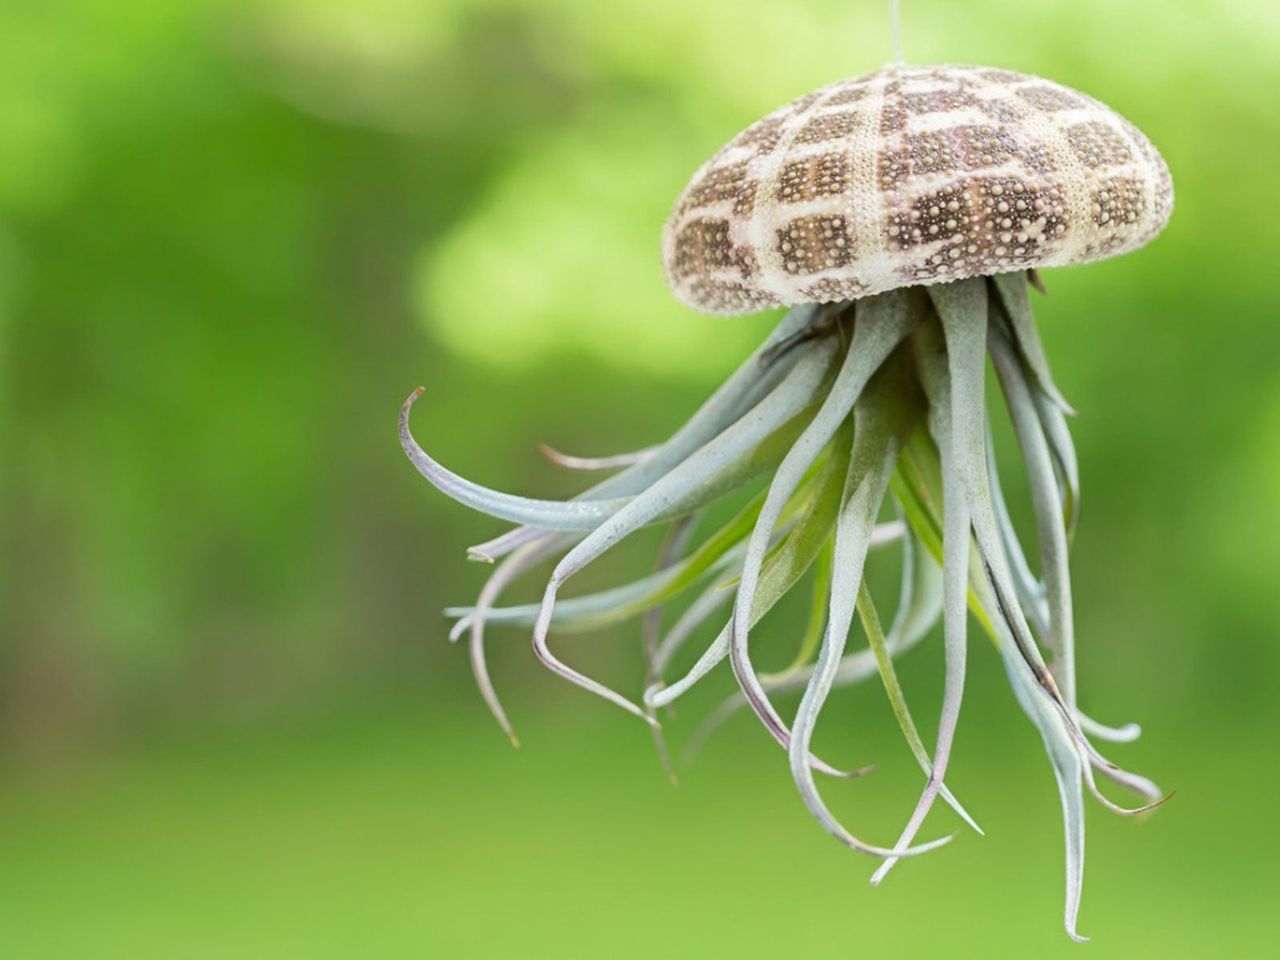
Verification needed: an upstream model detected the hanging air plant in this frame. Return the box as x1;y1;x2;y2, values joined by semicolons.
402;49;1172;941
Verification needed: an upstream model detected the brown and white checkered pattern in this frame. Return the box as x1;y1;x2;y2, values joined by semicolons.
662;64;1173;315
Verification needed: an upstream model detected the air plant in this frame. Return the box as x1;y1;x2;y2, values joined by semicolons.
402;52;1173;940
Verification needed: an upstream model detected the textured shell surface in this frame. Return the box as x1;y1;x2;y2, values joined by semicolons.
663;64;1173;315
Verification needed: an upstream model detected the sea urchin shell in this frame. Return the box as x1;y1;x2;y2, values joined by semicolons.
663;64;1172;314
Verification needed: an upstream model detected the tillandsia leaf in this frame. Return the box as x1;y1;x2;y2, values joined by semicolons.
642;515;701;782
1031;383;1081;540
897;420;1158;807
872;311;973;886
761;535;833;682
895;422;1093;940
891;452;943;566
990;273;1075;415
447;467;834;637
448;534;568;642
537;442;659;472
650;426;877;779
731;290;924;756
989;324;1078;705
898;409;1161;815
463;535;564;746
466;395;828;560
881;517;947;664
999;642;1089;943
400;388;635;530
1089;755;1163;801
657;403;836;515
653;576;736;679
1079;713;1142;744
918;290;1161;931
927;282;1087;743
649;518;902;692
642;513;702;684
1078;749;1170;815
758;303;845;366
647;421;852;713
951;284;1125;775
468;526;546;564
895;400;1090;935
994;584;1163;934
468;359;828;563
894;425;1001;644
787;353;949;858
986;419;1049;637
683;519;941;762
897;424;1141;747
857;581;982;834
529;338;843;723
553;304;824;501
448;515;751;636
470;305;825;561
942;427;1111;783
987;292;1080;537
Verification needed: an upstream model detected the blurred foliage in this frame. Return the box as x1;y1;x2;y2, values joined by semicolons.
0;0;1277;956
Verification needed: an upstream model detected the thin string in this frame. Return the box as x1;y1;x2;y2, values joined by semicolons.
890;0;905;65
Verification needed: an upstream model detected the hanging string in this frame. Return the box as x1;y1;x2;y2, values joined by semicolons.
890;0;905;65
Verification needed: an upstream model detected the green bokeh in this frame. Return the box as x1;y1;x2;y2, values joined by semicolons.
1;1;1277;956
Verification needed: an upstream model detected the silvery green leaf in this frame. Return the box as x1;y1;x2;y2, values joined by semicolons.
400;387;633;530
646;422;850;712
525;339;841;723
986;419;1049;637
785;350;952;859
472;304;825;560
990;325;1078;704
731;290;922;757
537;442;659;472
872;307;972;884
991;272;1074;415
857;581;981;833
680;519;938;762
999;642;1089;943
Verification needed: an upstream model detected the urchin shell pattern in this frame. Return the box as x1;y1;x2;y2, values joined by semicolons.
663;64;1173;315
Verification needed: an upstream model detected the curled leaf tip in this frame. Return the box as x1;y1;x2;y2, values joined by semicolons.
868;832;957;886
537;442;653;472
1096;787;1173;817
399;388;427;454
644;681;674;714
536;442;587;470
839;763;877;780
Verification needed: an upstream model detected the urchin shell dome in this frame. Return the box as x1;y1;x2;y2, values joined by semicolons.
663;64;1173;314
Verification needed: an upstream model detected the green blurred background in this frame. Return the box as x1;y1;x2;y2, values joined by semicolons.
1;0;1277;956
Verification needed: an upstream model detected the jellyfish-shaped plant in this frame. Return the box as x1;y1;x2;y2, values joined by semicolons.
402;62;1174;939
